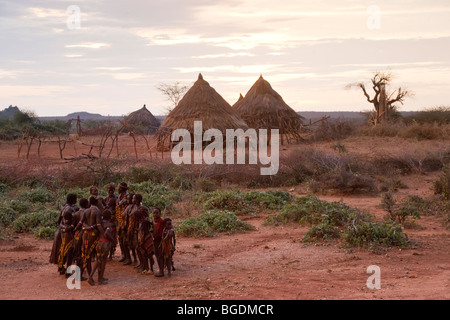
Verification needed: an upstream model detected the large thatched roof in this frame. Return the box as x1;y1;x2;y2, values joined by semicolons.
156;74;248;144
233;75;304;140
125;105;160;133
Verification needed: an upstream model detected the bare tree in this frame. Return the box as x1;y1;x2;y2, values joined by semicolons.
156;81;190;113
346;71;413;124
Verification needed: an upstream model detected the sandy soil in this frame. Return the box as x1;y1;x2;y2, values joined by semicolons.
0;135;449;300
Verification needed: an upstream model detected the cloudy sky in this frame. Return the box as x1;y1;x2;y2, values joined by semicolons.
1;0;449;116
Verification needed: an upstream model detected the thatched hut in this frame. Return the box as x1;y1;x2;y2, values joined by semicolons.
125;105;160;134
156;74;248;149
233;75;304;144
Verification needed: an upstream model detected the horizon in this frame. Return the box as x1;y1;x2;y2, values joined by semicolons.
1;1;449;117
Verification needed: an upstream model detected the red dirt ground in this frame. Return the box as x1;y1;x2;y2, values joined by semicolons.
0;135;449;300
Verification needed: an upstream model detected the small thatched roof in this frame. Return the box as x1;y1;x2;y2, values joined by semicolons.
233;75;304;141
125;105;160;134
156;74;248;144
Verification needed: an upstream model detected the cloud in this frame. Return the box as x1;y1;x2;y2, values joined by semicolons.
65;42;110;49
192;53;255;59
28;7;67;19
173;64;283;74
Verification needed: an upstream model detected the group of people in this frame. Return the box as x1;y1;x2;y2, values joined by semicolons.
49;182;176;285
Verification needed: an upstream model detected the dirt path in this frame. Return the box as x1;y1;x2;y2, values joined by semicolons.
1;209;448;300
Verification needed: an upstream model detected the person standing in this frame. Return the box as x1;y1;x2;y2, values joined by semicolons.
80;196;104;280
49;194;78;266
104;184;117;260
115;182;128;262
72;198;89;270
88;209;116;285
152;207;165;277
161;218;176;277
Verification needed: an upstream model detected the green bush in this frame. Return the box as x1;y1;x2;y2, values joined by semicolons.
34;226;57;240
303;222;341;242
200;189;292;215
9;200;32;214
381;191;421;225
0;183;9;194
126;166;162;184
433;165;450;200
129;182;181;211
19;186;55;203
265;194;409;249
202;190;253;215
0;204;17;227
195;178;218;192
170;174;193;190
177;210;255;237
265;194;357;226
344;221;409;248
13;209;59;233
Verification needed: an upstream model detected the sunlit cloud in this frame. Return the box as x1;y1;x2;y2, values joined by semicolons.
192;53;255;59
65;43;110;49
64;54;83;58
0;85;71;98
28;7;66;18
0;69;21;79
95;67;135;71
173;64;283;74
108;73;147;81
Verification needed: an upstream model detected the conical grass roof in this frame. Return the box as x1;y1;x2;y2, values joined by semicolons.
157;74;248;144
233;75;304;140
126;105;160;134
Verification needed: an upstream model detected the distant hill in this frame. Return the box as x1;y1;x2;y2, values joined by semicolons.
297;111;420;124
31;109;422;124
0;105;20;120
298;111;367;123
39;112;123;122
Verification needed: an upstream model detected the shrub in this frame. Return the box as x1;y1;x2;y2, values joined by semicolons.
177;210;255;237
0;183;8;194
266;194;409;249
403;107;450;125
265;194;358;226
317;169;376;194
0;204;17;227
12;209;59;233
344;221;409;248
433;164;450;200
129;182;181;211
381;191;421;225
9;200;32;214
19;186;55;203
379;179;408;192
170;174;193;190
199;189;292;215
195;178;218;192
242;190;292;210
202;190;253;215
303;222;341;242
125;166;162;184
34;226;57;240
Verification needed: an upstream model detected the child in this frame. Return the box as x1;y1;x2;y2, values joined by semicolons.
161;218;176;277
152;208;165;277
88;209;116;285
137;214;155;275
